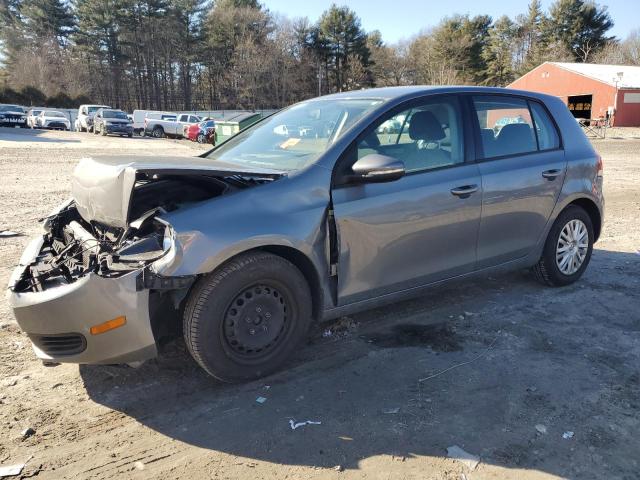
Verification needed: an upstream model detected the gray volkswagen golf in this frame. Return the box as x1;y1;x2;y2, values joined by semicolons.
8;86;603;382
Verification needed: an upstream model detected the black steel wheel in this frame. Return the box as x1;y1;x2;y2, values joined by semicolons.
222;284;290;361
184;252;312;382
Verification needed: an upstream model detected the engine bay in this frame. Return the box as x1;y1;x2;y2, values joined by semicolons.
10;172;276;293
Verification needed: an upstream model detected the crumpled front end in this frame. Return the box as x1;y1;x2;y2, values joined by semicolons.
6;201;180;363
7;155;283;364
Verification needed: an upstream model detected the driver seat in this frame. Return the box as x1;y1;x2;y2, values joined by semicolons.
405;111;450;171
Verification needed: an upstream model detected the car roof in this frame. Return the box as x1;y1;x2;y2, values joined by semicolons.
313;85;558;104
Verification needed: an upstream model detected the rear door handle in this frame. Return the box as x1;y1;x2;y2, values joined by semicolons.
450;184;479;198
542;169;562;180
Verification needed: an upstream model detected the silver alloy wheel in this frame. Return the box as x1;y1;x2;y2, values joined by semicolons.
556;219;589;275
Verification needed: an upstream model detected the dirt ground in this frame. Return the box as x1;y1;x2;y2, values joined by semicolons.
0;127;638;480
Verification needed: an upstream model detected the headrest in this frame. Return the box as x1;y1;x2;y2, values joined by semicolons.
409;111;445;141
496;123;535;148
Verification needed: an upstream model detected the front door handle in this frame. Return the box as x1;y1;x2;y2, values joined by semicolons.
542;169;562;180
450;184;479;198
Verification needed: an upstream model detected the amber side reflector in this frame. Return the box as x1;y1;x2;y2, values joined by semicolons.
90;316;127;335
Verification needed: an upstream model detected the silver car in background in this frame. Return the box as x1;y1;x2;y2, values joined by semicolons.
37;110;71;130
26;108;43;128
8;86;604;382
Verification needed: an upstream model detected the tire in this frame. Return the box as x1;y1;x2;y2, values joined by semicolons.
153;127;164;138
533;205;594;287
128;132;133;138
183;252;313;383
197;133;205;144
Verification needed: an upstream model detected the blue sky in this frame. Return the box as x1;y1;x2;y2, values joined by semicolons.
265;0;636;43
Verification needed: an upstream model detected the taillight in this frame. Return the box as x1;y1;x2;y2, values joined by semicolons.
596;155;603;177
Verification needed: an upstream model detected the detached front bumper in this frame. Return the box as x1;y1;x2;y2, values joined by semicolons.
7;237;157;364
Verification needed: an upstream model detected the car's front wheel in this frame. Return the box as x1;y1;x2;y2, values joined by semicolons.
183;252;312;383
533;205;594;287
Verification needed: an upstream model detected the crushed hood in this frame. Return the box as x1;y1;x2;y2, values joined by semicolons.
71;155;284;228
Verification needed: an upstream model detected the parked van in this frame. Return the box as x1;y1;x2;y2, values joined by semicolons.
75;104;110;132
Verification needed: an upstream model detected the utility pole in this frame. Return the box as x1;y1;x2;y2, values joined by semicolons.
612;71;624;126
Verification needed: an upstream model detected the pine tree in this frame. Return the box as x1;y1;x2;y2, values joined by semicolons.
547;0;614;62
483;16;516;86
20;0;75;46
314;5;370;92
514;0;548;74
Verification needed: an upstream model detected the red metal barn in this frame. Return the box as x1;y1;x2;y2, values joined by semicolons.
508;62;640;127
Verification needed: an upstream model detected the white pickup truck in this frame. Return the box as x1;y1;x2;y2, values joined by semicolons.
144;112;201;138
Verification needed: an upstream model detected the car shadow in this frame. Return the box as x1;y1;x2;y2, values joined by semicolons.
0;127;81;143
79;248;640;477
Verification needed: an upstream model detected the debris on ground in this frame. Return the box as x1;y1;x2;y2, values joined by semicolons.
0;463;25;478
0;230;22;238
383;407;400;414
446;445;480;471
418;336;498;383
563;431;575;439
333;465;344;472
289;419;322;430
134;461;145;470
0;455;33;478
255;396;267;404
535;424;548;434
21;427;36;439
3;378;18;387
321;316;359;339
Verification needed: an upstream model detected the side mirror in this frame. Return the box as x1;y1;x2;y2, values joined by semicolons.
349;154;405;183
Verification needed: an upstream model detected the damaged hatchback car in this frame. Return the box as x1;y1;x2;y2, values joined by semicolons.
8;87;604;382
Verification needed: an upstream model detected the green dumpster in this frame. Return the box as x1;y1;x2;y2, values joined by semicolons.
215;112;262;144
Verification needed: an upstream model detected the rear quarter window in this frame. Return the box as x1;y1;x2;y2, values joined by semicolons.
530;101;560;150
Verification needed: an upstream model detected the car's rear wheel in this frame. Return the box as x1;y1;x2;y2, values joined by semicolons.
533;205;594;287
197;133;205;143
183;252;312;383
153;127;164;138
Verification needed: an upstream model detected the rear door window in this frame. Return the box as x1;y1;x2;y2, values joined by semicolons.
473;96;536;158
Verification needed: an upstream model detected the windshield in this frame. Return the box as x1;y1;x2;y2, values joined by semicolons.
44;111;65;118
0;105;24;113
87;106;105;114
205;99;383;171
31;110;42;116
103;110;128;119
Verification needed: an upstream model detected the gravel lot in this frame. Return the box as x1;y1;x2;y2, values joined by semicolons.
0;127;638;480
